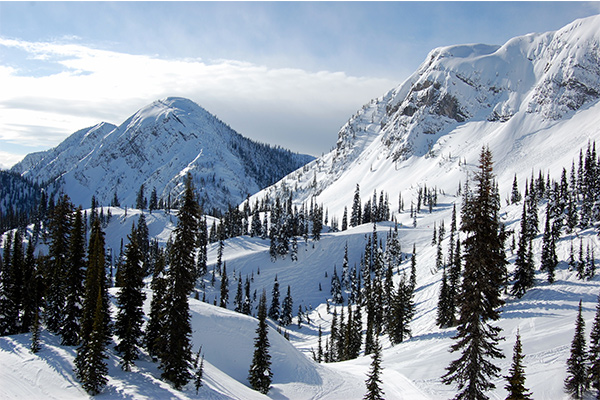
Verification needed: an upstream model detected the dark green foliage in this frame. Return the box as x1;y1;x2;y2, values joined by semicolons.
115;223;147;371
268;276;280;322
160;173;199;389
443;147;506;400
364;336;384;400
437;266;453;328
331;265;343;304
145;249;167;359
511;203;535;299
589;293;600;398
504;331;532;400
61;207;85;346
220;262;229;308
75;219;110;395
540;206;557;284
565;300;588;399
46;195;73;334
281;285;293;326
248;290;272;394
389;274;415;344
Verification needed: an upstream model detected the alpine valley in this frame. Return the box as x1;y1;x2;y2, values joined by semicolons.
2;13;600;400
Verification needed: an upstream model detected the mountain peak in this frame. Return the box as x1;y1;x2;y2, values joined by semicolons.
13;98;314;211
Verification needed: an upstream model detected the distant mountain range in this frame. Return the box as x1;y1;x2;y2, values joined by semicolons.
11;97;314;212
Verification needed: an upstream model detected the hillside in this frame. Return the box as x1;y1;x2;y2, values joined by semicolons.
251;15;600;224
11;97;314;213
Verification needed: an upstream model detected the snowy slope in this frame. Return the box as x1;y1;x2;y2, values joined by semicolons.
252;15;600;224
11;97;314;213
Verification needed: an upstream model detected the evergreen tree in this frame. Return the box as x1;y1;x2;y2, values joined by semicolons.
62;207;85;346
589;293;600;398
234;273;243;313
565;300;588;399
511;174;522;204
389;274;415;344
46;194;73;334
160;173;199;389
281;285;293;326
248;290;272;394
195;353;204;394
504;330;532;400
540;206;558;284
269;275;281;322
115;223;147;371
145;249;167;359
242;276;252;315
364;335;385;400
437;266;453;328
331;265;344;304
75;219;110;395
443;147;506;400
351;184;362;227
220;262;229;308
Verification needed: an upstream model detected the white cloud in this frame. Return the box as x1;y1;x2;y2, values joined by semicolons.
0;38;397;163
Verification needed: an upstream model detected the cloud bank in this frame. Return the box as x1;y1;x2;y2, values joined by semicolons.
0;38;396;168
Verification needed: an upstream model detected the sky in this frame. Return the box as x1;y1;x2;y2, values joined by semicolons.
1;2;599;169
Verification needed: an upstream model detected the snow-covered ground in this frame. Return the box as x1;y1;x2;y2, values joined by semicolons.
3;192;600;399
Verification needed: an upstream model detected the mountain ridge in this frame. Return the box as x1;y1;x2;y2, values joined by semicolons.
251;14;600;221
11;97;315;212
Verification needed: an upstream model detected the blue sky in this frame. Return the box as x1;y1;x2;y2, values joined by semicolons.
1;2;599;168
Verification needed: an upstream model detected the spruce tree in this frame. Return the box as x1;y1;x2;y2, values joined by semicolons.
268;275;281;322
160;173;199;389
437;266;453;328
220;262;229;308
248;290;272;394
75;219;110;395
145;249;167;359
443;147;506;400
565;299;588;399
115;223;147;371
281;285;293;326
389;274;415;344
540;206;557;284
504;330;532;400
589;293;600;398
364;335;385;400
46;194;73;334
331;265;344;304
351;184;362;227
62;207;85;346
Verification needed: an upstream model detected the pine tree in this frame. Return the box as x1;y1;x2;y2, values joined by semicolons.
437;266;453;328
389;274;415;344
443;147;506;400
331;265;344;304
145;249;167;359
220;262;229;308
511;174;522;204
565;300;588;399
268;275;281;322
540;206;558;284
351;184;362;227
75;219;110;395
115;223;147;371
160;173;199;389
195;353;204;394
46;194;73;334
589;293;600;398
248;290;272;394
62;207;85;346
504;330;532;400
234;273;243;313
364;335;385;400
281;285;293;326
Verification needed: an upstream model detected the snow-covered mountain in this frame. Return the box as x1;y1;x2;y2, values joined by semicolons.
11;97;314;212
253;14;600;220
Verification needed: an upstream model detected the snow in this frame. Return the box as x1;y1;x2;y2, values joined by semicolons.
3;13;600;400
